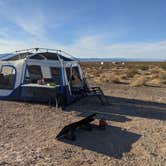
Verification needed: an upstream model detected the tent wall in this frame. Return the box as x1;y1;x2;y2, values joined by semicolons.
0;51;86;104
0;59;25;98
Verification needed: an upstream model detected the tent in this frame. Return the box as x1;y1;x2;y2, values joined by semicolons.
0;48;88;105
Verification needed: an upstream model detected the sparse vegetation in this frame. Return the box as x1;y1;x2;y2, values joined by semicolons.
0;62;166;165
159;71;166;84
81;62;166;87
130;75;147;87
126;68;138;78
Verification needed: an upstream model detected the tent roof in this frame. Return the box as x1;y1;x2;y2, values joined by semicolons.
0;48;77;62
0;53;15;60
5;52;73;61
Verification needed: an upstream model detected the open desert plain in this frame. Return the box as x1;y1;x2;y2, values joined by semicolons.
0;62;166;166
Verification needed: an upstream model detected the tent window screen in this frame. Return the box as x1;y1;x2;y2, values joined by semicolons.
71;67;82;87
65;67;71;81
50;67;60;84
0;66;16;89
28;65;42;83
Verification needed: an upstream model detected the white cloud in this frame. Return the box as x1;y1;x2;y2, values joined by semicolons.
0;37;63;53
0;2;46;36
0;1;80;37
63;36;166;59
0;35;166;60
0;1;75;37
104;41;166;59
15;13;46;36
0;1;165;60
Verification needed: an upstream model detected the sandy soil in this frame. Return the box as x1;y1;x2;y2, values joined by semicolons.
0;82;166;166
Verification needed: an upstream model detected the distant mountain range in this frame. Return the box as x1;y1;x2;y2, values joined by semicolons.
79;58;166;62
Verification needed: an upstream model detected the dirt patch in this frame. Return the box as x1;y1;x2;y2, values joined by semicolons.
0;82;166;165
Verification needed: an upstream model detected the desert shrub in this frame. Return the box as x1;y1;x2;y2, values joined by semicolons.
149;66;160;74
109;74;121;83
130;75;147;87
159;71;166;79
99;73;122;84
102;76;110;83
159;71;166;84
121;74;128;80
147;78;162;85
147;73;158;79
139;66;149;71
126;68;138;78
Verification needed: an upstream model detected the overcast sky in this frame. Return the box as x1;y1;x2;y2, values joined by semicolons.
0;0;166;59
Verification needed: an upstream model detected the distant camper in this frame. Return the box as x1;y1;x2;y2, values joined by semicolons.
112;61;125;65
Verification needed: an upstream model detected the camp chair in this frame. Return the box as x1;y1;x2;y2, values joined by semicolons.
83;78;109;105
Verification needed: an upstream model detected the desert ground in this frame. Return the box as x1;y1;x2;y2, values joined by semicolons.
0;62;166;166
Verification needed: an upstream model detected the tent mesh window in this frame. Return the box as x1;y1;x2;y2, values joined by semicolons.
50;67;60;84
28;65;43;83
29;54;45;60
71;67;82;87
65;66;82;87
65;67;71;82
0;66;16;89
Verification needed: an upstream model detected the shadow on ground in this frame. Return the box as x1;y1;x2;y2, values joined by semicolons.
65;95;166;121
58;96;166;158
58;124;141;158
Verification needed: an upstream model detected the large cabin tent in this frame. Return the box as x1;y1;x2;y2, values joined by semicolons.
0;48;88;105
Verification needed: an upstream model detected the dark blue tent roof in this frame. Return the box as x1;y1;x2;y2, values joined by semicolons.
0;52;74;61
0;53;14;60
0;48;77;61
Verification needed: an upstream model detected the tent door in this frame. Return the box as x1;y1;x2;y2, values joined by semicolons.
66;66;83;95
0;65;16;97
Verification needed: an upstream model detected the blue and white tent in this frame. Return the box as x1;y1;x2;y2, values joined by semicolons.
0;48;87;105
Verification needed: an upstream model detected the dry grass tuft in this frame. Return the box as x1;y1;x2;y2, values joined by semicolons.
109;74;122;83
130;75;147;87
82;62;166;86
101;73;122;84
126;68;138;78
159;71;166;84
147;78;162;85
